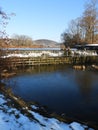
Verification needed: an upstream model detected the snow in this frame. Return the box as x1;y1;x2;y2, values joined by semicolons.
2;51;64;58
31;105;39;110
71;50;97;56
0;93;95;130
2;49;98;58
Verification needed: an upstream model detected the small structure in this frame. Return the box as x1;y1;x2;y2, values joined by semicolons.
75;44;98;54
70;44;98;56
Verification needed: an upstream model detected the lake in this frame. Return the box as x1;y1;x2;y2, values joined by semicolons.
4;65;98;126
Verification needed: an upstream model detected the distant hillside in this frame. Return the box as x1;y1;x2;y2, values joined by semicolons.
0;38;62;48
34;39;60;48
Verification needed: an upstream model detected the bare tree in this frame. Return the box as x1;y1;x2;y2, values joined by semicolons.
0;7;12;78
80;0;98;43
61;0;98;46
12;34;33;47
0;8;10;46
61;18;83;47
61;31;73;47
68;18;83;44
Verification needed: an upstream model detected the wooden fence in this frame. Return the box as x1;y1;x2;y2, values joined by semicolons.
1;56;98;69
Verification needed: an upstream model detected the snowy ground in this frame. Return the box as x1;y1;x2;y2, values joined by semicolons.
0;93;95;130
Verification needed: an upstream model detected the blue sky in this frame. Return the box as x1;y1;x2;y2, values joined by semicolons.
0;0;86;42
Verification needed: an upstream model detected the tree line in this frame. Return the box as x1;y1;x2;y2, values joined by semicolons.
61;0;98;47
10;34;33;47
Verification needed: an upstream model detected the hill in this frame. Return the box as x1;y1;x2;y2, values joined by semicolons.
34;39;60;48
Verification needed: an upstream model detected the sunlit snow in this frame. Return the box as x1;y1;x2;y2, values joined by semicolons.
0;94;94;130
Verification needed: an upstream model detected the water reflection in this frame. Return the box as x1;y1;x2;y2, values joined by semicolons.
74;71;93;101
4;65;98;125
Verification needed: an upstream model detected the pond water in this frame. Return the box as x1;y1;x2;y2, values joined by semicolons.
4;65;98;126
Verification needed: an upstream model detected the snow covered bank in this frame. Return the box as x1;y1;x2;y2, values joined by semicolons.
0;93;95;130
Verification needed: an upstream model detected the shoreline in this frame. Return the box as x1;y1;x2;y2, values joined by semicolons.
0;82;97;129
